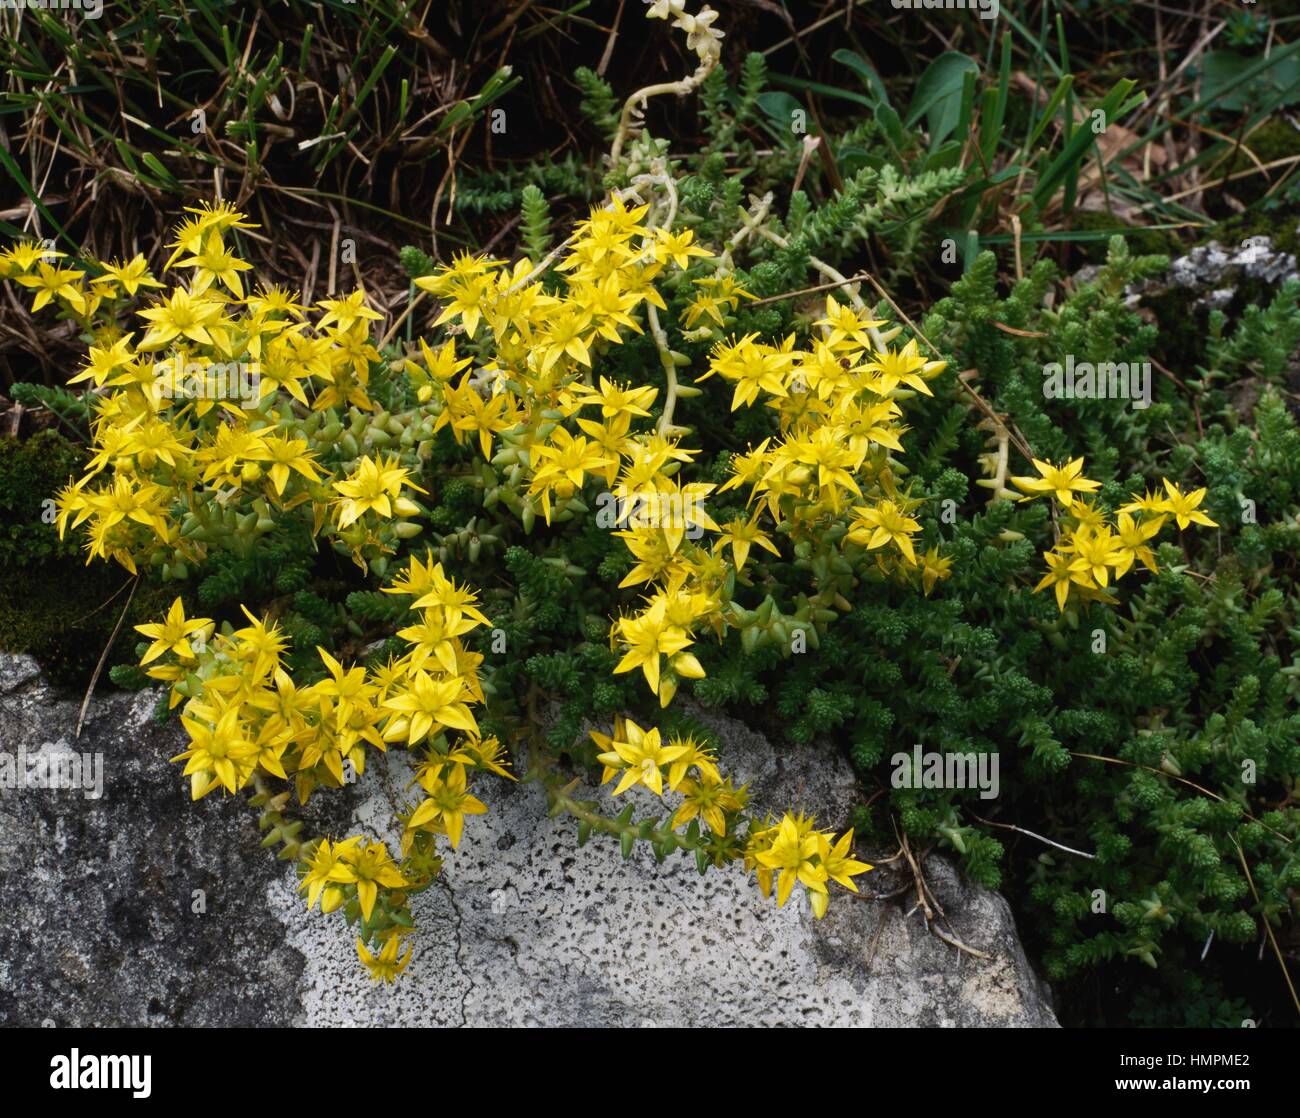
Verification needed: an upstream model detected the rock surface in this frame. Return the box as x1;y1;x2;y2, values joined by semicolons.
1073;228;1300;311
0;652;1057;1027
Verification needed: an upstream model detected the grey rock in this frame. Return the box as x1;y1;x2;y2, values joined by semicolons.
0;653;311;1026
1167;236;1299;291
0;653;1057;1027
1149;233;1297;311
1071;230;1299;312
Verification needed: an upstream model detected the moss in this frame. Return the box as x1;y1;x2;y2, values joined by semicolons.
0;563;178;690
1202;204;1300;262
1069;211;1185;266
0;430;180;689
1205;118;1300;214
0;430;84;568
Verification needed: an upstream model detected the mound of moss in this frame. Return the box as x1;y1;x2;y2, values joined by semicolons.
0;430;175;689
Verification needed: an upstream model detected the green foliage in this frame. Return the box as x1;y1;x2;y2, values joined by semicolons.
0;430;82;568
574;67;620;139
6;0;1300;1025
519;184;552;265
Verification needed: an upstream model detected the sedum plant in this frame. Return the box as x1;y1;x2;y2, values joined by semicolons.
2;188;897;976
2;4;949;979
6;0;1296;1022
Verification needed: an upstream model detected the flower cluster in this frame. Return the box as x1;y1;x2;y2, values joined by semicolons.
6;181;893;971
1012;458;1218;610
590;716;871;913
132;553;503;982
0;0;904;981
0;206;430;582
644;0;723;66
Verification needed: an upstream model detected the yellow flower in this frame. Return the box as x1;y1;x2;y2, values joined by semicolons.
262;433;323;496
314;647;375;730
172;705;258;797
357;935;413;983
233;605;288;680
135;597;213;664
753;813;827;907
815;296;885;350
656;735;717;792
1158;478;1218;529
566;376;658;420
1011;457;1101;507
716;513;781;572
92;255;163;296
334;840;408;922
612;596;695;696
863;339;942;395
848;499;920;564
316;289;384;332
527;428;612;521
197;426;271;487
1113;511;1161;577
382;670;478;745
822;829;873;890
332;453;426;528
406;562;490;631
137;287;227;349
408;763;488;847
15;261;87;313
653;227;711;270
1066;524;1126;588
1118;487;1167;518
430;271;495;339
703;333;794;410
918;545;953;595
537;306;594;372
300;838;361;910
1033;548;1091;610
594;719;689;797
671;775;745;834
68;335;137;388
410;337;472;399
172;229;253;297
2;240;61;272
439;376;519;461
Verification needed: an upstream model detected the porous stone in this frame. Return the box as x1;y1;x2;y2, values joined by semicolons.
0;653;1057;1027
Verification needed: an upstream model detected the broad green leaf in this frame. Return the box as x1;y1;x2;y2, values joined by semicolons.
905;52;980;150
831;48;890;107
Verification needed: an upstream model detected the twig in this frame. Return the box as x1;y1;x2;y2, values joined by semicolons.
1070;751;1292;843
931;923;993;960
76;574;139;741
969;811;1096;860
1231;837;1300;1020
748;272;876;308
